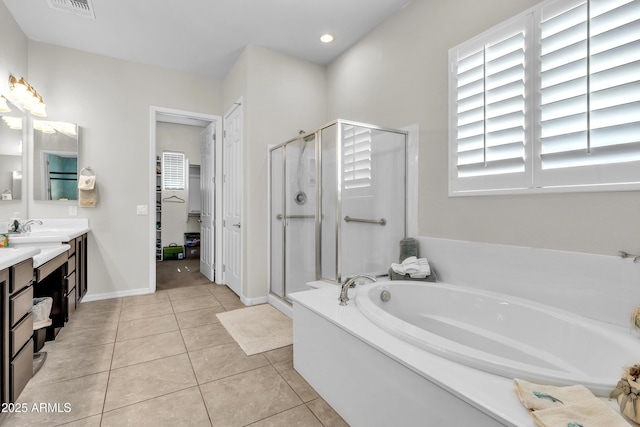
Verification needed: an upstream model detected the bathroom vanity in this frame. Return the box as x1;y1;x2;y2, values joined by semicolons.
0;247;38;413
0;219;90;413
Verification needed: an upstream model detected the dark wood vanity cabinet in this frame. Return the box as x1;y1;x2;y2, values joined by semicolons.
65;233;88;313
1;258;35;409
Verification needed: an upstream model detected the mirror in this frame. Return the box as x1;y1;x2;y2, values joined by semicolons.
0;96;25;201
33;120;78;201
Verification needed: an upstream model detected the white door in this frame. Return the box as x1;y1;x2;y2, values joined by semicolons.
199;123;216;281
223;103;242;297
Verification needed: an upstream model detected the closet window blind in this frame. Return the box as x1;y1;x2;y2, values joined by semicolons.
162;151;185;190
449;0;640;195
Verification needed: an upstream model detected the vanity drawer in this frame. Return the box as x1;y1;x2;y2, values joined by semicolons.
10;339;33;402
10;312;33;358
10;285;33;326
66;287;76;320
66;271;76;294
10;258;34;293
67;253;76;274
36;252;67;282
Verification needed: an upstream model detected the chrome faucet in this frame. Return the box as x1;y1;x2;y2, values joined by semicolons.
339;274;376;306
20;219;43;233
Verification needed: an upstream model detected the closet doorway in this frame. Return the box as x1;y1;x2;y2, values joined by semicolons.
149;107;222;293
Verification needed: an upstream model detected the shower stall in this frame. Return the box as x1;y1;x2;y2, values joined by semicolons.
269;120;406;304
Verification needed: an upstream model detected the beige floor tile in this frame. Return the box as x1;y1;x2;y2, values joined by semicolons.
30;343;114;386
64;309;121;332
200;365;302;427
217;299;246;311
3;372;109;427
189;342;269;384
272;360;319;402
57;414;102;426
44;325;117;352
121;291;169;307
77;298;122;313
111;330;186;369
171;295;223;313
306;398;349;427
263;345;293;364
116;313;178;342
250;404;323;427
208;284;235;296
180;322;235;352
174;306;225;329
119;301;174;322
167;285;215;302
101;387;211;427
104;354;197;412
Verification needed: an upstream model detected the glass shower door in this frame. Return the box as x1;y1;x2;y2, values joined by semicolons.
269;146;285;299
340;123;406;279
284;135;317;298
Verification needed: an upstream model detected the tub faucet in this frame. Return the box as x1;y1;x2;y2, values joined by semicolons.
20;219;43;233
339;274;376;306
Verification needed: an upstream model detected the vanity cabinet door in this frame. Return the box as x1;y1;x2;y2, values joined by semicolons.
10;339;33;402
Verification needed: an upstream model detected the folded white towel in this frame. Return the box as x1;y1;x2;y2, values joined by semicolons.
391;256;431;278
410;258;431;278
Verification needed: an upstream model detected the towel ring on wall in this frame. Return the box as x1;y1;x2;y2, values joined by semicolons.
80;166;96;177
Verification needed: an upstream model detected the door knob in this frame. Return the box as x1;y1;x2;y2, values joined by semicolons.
232;223;241;228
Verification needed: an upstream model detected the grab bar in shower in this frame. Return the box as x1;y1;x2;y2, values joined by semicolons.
344;216;386;226
276;214;315;220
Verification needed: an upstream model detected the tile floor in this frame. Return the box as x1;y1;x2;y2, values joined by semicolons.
2;284;348;427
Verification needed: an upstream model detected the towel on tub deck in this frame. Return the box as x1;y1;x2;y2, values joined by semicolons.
514;379;630;427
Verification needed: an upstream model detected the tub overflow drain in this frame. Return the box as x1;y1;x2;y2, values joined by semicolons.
380;290;391;302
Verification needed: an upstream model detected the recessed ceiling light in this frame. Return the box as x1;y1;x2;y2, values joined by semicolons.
320;34;335;43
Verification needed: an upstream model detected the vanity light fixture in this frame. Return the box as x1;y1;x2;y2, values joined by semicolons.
0;96;11;113
8;75;47;117
320;34;335;43
1;116;22;130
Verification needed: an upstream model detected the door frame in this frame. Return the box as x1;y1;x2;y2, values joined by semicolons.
149;106;222;293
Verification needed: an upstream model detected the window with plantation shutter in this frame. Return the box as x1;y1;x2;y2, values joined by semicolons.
162;151;185;190
342;124;372;190
450;16;532;194
449;0;640;196
537;0;640;188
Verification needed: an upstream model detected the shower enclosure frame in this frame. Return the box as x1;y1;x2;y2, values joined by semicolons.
269;119;408;304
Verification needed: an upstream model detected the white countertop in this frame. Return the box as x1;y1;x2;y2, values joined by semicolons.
8;219;89;247
0;247;40;270
32;244;71;268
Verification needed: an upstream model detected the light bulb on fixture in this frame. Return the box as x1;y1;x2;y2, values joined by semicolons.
8;75;47;118
0;96;11;113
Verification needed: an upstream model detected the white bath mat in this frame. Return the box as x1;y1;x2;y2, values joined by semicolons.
216;304;292;356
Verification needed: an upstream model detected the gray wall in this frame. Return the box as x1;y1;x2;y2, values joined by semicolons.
326;0;640;256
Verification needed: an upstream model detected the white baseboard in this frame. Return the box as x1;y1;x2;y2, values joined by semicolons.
240;294;268;307
81;287;152;302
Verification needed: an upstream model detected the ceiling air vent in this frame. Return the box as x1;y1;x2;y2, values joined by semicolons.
47;0;96;19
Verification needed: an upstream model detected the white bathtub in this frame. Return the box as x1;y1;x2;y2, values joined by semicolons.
355;281;640;397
